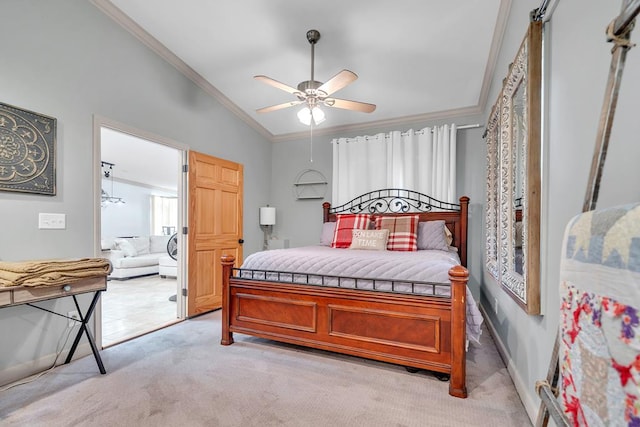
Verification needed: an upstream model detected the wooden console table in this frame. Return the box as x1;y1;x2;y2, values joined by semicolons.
0;276;108;374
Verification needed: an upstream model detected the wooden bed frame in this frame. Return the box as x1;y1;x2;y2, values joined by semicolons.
221;190;470;398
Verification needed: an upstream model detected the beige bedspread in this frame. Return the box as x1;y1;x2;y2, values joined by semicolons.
0;258;112;288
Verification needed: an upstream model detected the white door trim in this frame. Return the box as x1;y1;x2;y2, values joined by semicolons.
92;114;189;347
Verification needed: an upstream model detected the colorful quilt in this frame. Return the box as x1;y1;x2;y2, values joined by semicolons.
559;203;640;426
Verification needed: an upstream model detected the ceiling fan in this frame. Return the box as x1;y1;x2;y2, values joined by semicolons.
254;29;376;126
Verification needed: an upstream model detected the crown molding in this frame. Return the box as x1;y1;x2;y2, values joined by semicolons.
270;105;483;143
92;0;506;144
477;0;512;113
91;0;274;142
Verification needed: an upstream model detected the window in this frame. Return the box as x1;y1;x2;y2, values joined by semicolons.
151;195;177;236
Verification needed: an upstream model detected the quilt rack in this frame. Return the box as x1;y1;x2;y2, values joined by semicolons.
534;1;640;426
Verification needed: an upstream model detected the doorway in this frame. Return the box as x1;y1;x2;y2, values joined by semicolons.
95;118;187;347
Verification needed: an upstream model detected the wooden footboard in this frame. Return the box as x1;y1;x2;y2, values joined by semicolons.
220;256;469;398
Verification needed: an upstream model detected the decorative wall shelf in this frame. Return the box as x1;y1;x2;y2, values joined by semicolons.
293;169;327;200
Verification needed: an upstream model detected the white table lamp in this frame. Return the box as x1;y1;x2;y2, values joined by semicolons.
259;206;276;250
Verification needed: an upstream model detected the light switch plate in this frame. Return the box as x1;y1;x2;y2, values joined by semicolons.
39;213;66;229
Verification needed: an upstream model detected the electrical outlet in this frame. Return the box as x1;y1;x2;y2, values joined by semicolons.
494;297;499;315
68;310;80;328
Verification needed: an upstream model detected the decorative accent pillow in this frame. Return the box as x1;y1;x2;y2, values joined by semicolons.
417;220;450;251
129;237;150;256
320;222;336;246
375;215;419;251
101;237;117;251
445;225;453;246
115;238;137;257
331;214;371;248
349;229;389;251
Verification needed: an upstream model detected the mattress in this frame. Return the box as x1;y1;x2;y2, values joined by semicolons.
240;246;483;344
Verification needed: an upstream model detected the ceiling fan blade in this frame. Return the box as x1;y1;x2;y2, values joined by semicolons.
256;100;304;114
324;98;376;113
317;70;357;96
254;75;300;95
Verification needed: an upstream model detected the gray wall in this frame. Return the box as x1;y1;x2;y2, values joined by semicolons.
479;0;640;419
100;179;176;239
3;0;639;419
270;114;487;303
271;0;640;421
0;0;271;385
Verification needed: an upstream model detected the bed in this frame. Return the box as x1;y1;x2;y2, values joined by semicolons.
220;189;478;398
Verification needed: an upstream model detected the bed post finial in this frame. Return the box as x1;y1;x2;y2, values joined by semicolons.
322;202;331;223
221;255;236;346
449;264;468;398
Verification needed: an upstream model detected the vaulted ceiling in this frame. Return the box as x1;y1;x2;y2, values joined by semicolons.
94;0;508;142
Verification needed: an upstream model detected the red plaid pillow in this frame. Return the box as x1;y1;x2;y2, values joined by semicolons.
331;214;371;248
375;215;419;251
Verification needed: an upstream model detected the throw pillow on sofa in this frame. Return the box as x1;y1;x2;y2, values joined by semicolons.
129;237;150;256
115;239;137;257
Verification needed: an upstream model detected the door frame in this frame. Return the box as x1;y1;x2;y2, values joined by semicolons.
92;115;189;346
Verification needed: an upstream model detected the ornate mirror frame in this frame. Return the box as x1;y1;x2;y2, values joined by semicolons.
485;95;501;282
486;20;542;315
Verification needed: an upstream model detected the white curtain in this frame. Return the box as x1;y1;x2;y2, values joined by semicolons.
332;124;457;207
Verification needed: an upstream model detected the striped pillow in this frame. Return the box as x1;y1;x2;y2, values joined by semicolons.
331;214;371;248
375;215;419;251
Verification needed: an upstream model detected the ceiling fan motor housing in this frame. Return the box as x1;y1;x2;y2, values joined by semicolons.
297;80;325;95
306;29;320;44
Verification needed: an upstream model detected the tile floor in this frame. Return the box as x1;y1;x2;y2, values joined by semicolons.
101;274;181;347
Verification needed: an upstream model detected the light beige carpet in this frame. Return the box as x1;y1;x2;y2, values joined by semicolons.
0;310;531;426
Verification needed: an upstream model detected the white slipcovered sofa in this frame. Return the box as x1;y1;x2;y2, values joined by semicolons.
101;235;172;280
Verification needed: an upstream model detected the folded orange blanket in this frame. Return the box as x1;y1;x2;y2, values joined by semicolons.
0;258;112;288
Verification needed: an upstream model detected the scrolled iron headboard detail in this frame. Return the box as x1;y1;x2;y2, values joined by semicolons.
329;189;460;215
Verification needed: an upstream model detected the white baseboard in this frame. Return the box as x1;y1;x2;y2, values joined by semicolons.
0;343;91;388
479;304;539;424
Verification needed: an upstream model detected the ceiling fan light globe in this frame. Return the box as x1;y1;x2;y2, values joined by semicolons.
298;106;325;126
312;107;325;125
297;107;312;125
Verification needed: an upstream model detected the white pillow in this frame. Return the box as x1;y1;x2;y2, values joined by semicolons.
149;235;171;254
349;229;389;251
101;237;117;250
417;221;450;251
115;239;137;257
129;237;150;256
320;222;336;246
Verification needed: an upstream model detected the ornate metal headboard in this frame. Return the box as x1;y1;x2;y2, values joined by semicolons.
322;189;469;267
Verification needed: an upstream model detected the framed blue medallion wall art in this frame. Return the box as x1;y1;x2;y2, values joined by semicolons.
0;102;56;195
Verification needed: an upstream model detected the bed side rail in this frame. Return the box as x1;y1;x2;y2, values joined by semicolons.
231;267;452;298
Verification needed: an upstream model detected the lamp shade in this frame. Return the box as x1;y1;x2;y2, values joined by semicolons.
259;206;276;225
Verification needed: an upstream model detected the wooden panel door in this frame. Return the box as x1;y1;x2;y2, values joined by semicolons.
187;151;243;316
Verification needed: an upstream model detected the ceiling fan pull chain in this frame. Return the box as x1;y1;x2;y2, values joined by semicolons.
309;119;314;163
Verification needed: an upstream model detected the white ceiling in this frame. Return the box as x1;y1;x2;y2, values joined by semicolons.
95;0;508;141
101;127;181;192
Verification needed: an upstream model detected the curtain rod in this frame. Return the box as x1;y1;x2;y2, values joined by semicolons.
457;123;482;130
365;123;484;138
332;123;484;142
409;123;482;135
